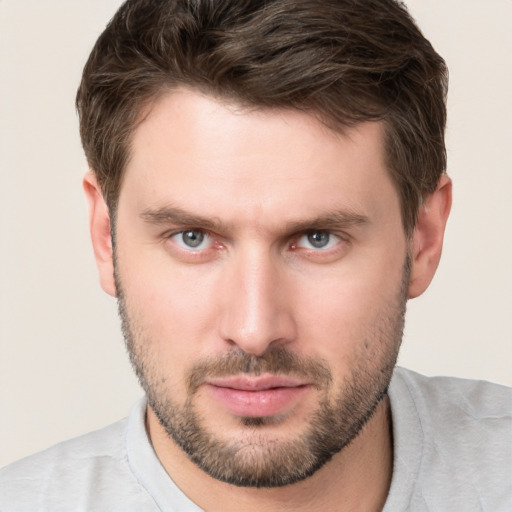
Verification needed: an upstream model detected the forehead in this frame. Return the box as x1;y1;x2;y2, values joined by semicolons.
120;89;400;231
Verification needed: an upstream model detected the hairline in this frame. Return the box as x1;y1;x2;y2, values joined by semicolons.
102;84;420;237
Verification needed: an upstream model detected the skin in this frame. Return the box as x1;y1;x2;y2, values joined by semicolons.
84;88;451;511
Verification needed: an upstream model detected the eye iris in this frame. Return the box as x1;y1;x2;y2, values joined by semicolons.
182;230;204;248
307;231;329;248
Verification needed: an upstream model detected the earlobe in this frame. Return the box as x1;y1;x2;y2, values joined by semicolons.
408;175;452;299
83;172;117;297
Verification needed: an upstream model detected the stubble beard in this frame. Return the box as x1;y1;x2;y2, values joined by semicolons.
114;255;409;488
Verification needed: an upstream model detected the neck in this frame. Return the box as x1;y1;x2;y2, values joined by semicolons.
147;396;393;512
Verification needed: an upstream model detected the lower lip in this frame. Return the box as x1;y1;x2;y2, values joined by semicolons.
205;384;310;417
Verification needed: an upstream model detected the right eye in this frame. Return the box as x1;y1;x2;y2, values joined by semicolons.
170;230;212;250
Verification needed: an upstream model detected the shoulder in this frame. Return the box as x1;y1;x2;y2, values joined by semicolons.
389;368;512;511
0;418;127;480
393;366;512;419
392;367;512;442
0;413;156;511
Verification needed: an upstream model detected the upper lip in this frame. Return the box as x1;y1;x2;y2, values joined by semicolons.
206;374;308;391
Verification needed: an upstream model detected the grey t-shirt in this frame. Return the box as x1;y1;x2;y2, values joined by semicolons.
1;367;511;511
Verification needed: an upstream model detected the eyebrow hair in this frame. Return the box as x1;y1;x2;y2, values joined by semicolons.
140;205;369;234
140;205;231;232
284;210;369;233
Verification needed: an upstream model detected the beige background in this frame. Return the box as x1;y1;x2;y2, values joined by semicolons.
0;1;511;467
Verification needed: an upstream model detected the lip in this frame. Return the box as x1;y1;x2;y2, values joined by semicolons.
204;374;311;418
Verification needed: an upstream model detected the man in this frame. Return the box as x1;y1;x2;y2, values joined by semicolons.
1;0;510;510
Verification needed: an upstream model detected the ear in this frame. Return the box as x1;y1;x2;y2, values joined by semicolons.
83;172;117;297
408;175;452;299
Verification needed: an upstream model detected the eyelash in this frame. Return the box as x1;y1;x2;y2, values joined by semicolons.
170;230;214;250
164;228;349;261
293;231;342;251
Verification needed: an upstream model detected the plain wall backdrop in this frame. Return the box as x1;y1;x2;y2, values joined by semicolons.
0;0;511;467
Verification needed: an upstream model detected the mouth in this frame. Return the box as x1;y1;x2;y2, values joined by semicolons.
204;374;311;418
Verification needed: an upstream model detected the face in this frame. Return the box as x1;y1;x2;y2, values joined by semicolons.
111;90;410;487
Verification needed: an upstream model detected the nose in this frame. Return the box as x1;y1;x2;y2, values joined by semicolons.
218;247;297;356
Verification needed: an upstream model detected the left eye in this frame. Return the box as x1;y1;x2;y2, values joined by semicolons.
296;231;338;250
171;230;212;250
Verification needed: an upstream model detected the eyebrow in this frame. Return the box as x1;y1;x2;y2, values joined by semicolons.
140;205;369;233
140;206;231;232
284;210;369;233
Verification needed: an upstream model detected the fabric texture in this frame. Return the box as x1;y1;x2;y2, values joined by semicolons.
1;367;511;511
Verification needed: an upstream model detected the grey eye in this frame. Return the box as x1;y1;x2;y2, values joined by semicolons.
180;230;205;248
306;231;330;249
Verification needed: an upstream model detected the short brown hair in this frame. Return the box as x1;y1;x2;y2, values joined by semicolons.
77;0;448;234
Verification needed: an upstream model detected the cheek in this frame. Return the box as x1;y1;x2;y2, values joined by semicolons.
116;244;225;365
293;255;406;364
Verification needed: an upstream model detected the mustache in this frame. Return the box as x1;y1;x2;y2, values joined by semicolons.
186;347;332;394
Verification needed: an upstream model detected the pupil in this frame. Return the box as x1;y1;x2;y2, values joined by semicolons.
308;231;329;248
183;230;204;248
